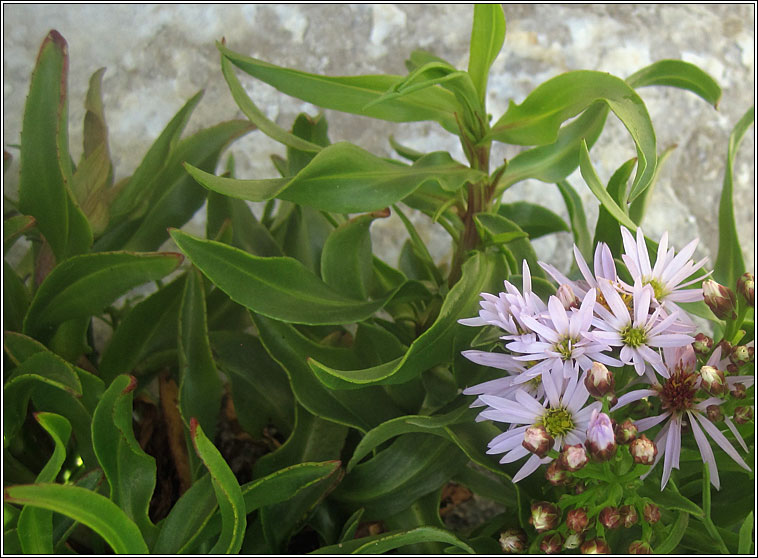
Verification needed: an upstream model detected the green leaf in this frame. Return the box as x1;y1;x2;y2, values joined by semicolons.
4;484;149;554
18;30;91;260
151;474;216;554
488;71;657;201
498;202;569;240
308;251;507;388
178;268;223;437
593;157;637;255
556;180;592;261
641;479;704;517
389;135;425;162
219;42;460;133
17;413;71;554
626;59;722;107
738;512;754;554
714;106;753;288
23;251;182;339
394;204;443;285
653;510;689;554
628;144;676;225
3;261;30;332
3;214;36;251
467;4;506;105
190;419;246;554
244;461;342;513
473;213;544;278
206;191;283;257
185;142;484;213
170;230;396;325
91;375;157;544
310;526;475;554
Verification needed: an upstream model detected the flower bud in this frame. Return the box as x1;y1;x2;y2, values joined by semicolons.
734;406;754;424
545;460;570;486
628;541;653;554
614;419;638;444
699;365;726;396
581;538;611;554
730;345;754;366
706;404;724;423
540;532;564;554
585;362;615;398
630;434;657;465
716;339;733;357
620;504;638;528
564;531;584;550
643;502;660;524
559;444;589;472
737;272;754;306
703;280;737;320
599;506;622;529
727;363;739;374
557;284;580;310
731;382;747;399
585;410;617;461
530;501;560;533
523;425;554;458
499;528;527;553
573;480;587;495
693;333;714;355
566;508;589;533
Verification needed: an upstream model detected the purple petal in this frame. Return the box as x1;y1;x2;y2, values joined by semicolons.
688;411;720;490
611;389;659;411
512;453;544;482
693;412;751;471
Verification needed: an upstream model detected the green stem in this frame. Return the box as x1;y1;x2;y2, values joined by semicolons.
702;462;731;554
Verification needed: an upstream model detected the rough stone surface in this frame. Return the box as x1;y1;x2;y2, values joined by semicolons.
3;4;755;276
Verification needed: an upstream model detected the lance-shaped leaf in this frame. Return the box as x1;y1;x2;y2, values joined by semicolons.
473;213;545;279
219;42;460;133
593;157;637;255
178;268;223;437
626;59;722;107
714;106;753;288
556;180;592;261
190;418;246;554
18;30;91;260
4;484;148;554
4;214;36;251
4;261;30;332
17;413;71;554
185;142;484;214
467;4;506;105
311;526;475;554
498;202;569;240
487;70;657;201
654;510;689;554
22;251;183;339
308;251;506;389
170;230;397;325
91;375;157;544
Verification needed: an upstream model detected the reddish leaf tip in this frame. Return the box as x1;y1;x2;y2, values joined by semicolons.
122;375;138;394
372;207;391;219
190;417;199;439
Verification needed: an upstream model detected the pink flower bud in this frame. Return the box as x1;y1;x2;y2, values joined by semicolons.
628;541;653;554
706;404;724;423
599;506;622;529
523;425;554;458
630;434;657;465
620;504;638;528
545;460;570;486
540;532;564;554
734;406;754;424
585;362;615;398
614;419;638;444
529;501;560;533
693;333;713;355
557;284;580;310
564;531;584;550
585;410;617;461
703;280;737;320
643;502;660;524
737;272;754;306
699;365;726;396
559;444;589;472
730;345;754;366
731;382;747;399
566;508;589;533
499;528;527;553
581;538;611;554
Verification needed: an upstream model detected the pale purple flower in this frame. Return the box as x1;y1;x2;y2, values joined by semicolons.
585;410;617;461
540;242;617;299
477;368;601;482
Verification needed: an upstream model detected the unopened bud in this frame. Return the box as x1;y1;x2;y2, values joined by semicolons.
731;382;747;399
737;272;754;306
585;410;617;461
523;425;554;458
727;363;739;374
585;362;615;398
716;339;733;357
564;531;584;550
730;345;754;366
558;284;580;310
693;333;714;355
566;508;589;533
734;406;754;424
530;501;560;533
699;365;726;396
703;280;737;320
573;480;587;495
614;419;638;444
706;404;724;423
540;532;563;554
499;528;527;554
620;505;638;528
599;506;622;529
559;444;589;472
643;502;660;524
628;541;653;554
581;537;611;554
545;460;570;486
630;434;657;465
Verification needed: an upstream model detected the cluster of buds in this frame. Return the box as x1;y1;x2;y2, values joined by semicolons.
703;279;737;320
629;434;657;465
699;365;727;396
628;541;653;554
529;501;561;532
585;410;617;461
737;272;754;306
580;538;611;554
499;528;527;554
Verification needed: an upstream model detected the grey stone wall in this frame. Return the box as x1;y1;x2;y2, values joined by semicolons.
3;4;754;277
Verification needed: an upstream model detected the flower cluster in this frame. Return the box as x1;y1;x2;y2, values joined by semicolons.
461;226;753;489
